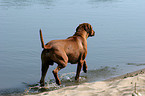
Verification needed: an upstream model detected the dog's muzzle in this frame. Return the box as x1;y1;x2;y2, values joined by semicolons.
89;31;95;37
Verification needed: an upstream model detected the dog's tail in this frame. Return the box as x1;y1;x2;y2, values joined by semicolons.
39;29;52;49
39;29;45;49
40;29;52;49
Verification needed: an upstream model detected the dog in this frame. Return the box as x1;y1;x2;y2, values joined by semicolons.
39;23;95;86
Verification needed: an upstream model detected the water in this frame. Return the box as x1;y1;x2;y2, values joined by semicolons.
0;0;145;95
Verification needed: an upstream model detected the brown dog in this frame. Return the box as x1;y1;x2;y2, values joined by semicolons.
39;23;95;86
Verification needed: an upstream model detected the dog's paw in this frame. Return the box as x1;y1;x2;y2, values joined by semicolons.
40;80;45;87
40;83;45;87
75;76;79;80
83;69;87;73
56;79;61;85
83;66;87;73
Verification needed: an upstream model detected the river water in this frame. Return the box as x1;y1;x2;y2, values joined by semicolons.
0;0;145;95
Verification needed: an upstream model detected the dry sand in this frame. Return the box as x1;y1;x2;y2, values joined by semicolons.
27;69;145;96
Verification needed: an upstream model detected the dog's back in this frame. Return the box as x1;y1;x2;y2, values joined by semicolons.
40;32;86;64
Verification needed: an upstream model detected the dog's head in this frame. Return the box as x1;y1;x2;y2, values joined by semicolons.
76;23;95;37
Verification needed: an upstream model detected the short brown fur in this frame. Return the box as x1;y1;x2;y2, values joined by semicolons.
39;23;95;86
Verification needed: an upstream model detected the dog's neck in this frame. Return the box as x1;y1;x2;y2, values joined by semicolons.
73;31;89;39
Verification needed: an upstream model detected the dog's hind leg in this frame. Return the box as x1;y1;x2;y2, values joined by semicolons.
40;61;51;86
52;51;68;85
53;65;62;85
53;62;67;85
83;60;87;73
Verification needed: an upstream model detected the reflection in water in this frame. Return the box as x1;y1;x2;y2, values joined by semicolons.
88;0;119;8
0;0;54;9
89;0;116;2
88;0;117;4
0;0;116;9
89;0;114;2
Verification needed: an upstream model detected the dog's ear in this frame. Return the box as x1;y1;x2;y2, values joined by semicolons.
76;24;84;32
84;24;90;33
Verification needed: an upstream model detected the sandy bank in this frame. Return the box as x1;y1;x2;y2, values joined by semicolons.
27;69;145;96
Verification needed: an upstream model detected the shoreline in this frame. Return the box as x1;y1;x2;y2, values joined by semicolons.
27;68;145;96
106;68;145;81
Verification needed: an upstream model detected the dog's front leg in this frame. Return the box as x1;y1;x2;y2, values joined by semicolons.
75;60;84;80
83;60;87;73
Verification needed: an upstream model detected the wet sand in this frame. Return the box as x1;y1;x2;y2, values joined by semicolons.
26;68;145;96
